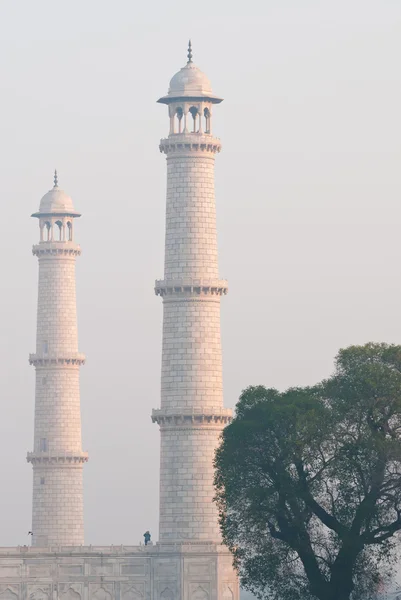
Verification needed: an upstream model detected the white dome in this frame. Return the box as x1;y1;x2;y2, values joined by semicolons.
157;45;223;105
39;187;75;214
168;63;213;97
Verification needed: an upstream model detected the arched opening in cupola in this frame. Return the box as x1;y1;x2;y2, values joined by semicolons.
188;106;199;133
175;107;183;133
204;107;211;134
44;221;51;241
55;220;63;241
66;221;73;241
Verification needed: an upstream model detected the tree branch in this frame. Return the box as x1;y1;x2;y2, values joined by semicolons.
363;511;401;544
295;460;348;537
267;520;286;542
350;456;386;535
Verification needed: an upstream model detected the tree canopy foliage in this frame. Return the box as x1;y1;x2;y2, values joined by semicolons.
214;343;401;600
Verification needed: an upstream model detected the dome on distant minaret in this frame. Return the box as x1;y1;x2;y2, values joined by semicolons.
39;187;74;213
168;62;213;96
32;171;80;217
158;41;223;104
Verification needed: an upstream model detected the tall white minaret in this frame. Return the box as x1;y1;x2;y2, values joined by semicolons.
153;43;232;542
27;172;88;547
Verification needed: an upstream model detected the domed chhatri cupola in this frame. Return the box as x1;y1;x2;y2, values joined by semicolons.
168;61;213;97
158;41;223;136
32;171;81;243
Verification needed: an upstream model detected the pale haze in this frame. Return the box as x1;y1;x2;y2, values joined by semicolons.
0;0;400;546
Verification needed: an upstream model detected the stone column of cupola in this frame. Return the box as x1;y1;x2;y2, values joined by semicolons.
153;45;232;543
27;172;88;547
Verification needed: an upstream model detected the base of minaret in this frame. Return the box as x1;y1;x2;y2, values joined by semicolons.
0;543;239;600
152;409;232;543
27;452;88;547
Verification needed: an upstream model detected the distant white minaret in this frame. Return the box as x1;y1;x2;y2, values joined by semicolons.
27;172;88;547
153;43;232;542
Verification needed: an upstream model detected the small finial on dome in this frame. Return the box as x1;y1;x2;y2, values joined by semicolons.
54;169;58;188
187;40;193;64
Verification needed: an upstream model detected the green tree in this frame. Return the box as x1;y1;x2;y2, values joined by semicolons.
214;344;401;600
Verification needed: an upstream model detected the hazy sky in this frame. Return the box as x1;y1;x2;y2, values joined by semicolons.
0;0;400;546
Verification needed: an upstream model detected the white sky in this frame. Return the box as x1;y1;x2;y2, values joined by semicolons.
0;0;400;546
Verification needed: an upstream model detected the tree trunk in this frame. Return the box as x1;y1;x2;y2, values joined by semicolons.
328;542;359;600
311;584;352;600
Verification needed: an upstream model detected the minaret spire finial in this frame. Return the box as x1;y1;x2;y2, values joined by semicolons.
54;169;58;188
187;39;193;64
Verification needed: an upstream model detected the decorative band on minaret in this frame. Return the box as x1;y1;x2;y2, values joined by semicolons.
153;44;232;542
28;173;88;547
